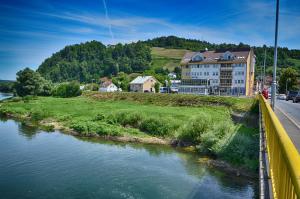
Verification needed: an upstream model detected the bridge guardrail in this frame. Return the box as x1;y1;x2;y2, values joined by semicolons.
259;94;300;198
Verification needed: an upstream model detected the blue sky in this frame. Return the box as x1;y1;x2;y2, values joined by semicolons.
0;0;300;80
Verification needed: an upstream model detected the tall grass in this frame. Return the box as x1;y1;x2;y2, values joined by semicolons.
85;92;258;112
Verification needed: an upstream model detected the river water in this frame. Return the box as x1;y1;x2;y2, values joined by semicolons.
0;95;257;199
0;92;13;100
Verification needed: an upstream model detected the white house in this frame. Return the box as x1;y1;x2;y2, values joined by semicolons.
130;76;158;93
99;81;119;92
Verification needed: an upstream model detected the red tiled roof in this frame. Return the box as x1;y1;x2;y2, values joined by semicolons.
181;50;251;65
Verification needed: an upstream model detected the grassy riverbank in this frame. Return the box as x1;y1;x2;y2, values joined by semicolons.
0;93;259;171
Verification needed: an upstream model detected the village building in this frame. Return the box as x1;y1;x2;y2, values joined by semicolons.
179;48;255;96
99;81;119;92
130;76;158;93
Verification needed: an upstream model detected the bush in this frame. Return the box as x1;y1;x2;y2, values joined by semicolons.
178;115;212;144
84;83;99;91
53;82;82;98
140;117;172;136
110;112;144;128
30;110;50;121
93;113;105;121
70;120;121;136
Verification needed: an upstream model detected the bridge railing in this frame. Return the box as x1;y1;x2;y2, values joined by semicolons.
259;94;300;198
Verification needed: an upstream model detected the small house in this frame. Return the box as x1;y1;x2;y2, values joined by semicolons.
99;81;118;92
130;76;158;93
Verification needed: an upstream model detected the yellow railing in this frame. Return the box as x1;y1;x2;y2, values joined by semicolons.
259;95;300;198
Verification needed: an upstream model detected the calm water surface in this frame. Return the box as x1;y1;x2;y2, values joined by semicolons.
0;92;13;100
0;119;257;199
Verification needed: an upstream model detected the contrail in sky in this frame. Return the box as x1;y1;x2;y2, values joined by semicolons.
102;0;114;41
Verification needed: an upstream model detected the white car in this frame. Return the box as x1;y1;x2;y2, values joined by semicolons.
277;94;287;100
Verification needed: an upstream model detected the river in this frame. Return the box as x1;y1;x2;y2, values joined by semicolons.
0;96;257;198
0;92;13;100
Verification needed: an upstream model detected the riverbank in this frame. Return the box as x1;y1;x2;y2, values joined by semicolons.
0;93;259;173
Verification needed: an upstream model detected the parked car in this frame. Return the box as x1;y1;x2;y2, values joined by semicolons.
286;91;298;101
277;94;287;100
159;87;168;93
292;91;300;103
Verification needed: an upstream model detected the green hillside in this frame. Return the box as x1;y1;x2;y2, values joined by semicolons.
150;47;190;70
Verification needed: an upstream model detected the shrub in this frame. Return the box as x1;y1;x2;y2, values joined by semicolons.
178;115;212;144
93;113;105;121
30;110;49;121
53;81;82;98
70;122;87;133
140;117;172;136
110;112;144;128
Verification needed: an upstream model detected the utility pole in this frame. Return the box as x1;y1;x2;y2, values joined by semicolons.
262;48;267;91
285;78;290;95
271;0;280;110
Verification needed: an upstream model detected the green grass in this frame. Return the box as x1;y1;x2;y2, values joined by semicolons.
0;94;259;171
150;47;190;70
85;92;258;113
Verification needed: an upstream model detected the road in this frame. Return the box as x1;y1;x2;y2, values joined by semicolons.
275;99;300;153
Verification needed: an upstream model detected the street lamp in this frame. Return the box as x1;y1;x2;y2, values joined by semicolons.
271;0;280;110
285;78;291;95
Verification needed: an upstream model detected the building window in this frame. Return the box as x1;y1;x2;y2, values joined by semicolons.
241;80;244;84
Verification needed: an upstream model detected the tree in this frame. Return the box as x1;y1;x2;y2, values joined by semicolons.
53;81;82;98
278;68;298;94
15;68;42;96
154;82;160;93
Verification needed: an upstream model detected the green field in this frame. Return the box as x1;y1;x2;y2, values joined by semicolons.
151;47;190;70
0;93;259;170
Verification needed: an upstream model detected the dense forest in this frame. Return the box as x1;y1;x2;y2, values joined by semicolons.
37;41;151;82
37;36;300;83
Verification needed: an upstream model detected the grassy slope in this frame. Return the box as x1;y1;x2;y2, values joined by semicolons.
0;94;259;170
151;47;190;70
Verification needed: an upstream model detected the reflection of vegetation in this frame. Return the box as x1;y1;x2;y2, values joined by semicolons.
18;121;40;139
77;136;174;157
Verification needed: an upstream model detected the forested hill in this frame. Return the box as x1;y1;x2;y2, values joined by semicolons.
37;41;151;82
37;36;300;83
143;36;300;70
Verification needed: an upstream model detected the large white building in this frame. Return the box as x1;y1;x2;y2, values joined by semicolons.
179;49;255;96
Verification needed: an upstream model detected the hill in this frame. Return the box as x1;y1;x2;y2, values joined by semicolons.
36;36;300;83
150;47;190;71
37;41;151;83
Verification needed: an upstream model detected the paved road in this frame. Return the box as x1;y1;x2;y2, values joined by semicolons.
275;99;300;153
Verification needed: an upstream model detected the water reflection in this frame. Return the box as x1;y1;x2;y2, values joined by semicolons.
18;121;40;139
0;119;258;199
